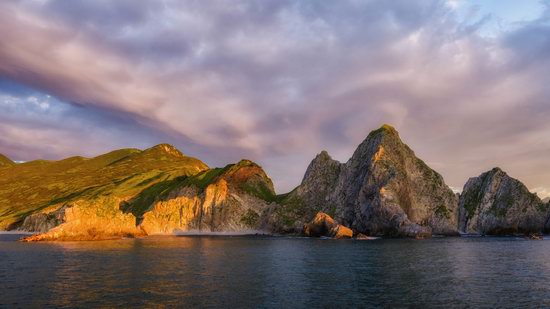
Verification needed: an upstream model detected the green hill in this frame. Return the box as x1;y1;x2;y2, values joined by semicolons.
0;153;15;168
0;144;208;229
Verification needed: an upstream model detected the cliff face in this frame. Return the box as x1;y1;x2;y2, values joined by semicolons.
21;158;276;241
8;125;550;241
271;125;459;237
127;160;276;234
458;168;549;235
21;197;143;241
334;125;458;236
266;151;342;233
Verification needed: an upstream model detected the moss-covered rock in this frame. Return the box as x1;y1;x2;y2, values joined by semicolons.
270;124;458;237
125;159;276;234
458;168;548;235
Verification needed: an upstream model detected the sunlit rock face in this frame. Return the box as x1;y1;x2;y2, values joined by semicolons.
272;125;459;237
303;212;352;239
458;168;549;235
21;159;276;241
21;197;145;241
135;160;276;234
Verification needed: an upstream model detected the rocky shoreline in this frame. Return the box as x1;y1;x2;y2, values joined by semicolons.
1;125;549;241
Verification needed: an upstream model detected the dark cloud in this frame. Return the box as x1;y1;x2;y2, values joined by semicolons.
0;0;549;196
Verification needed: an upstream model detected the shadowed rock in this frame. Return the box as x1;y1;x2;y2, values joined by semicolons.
458;168;549;235
272;124;458;237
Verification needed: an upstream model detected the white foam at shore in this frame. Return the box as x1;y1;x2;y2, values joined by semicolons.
0;231;34;235
171;230;271;236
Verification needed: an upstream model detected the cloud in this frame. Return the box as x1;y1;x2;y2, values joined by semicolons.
0;0;549;193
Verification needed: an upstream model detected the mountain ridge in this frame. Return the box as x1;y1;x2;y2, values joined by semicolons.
3;126;549;240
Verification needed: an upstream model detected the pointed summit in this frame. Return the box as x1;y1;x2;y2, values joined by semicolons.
347;124;409;171
459;167;548;235
144;143;185;158
302;150;341;185
365;124;400;141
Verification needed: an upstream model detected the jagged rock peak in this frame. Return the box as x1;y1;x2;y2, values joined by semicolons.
459;167;548;235
368;123;399;137
348;124;408;165
144;143;184;157
301;150;341;184
315;150;332;161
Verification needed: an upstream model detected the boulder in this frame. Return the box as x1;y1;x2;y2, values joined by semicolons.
303;212;352;239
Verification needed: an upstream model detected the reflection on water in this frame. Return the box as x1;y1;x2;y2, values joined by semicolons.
1;235;550;308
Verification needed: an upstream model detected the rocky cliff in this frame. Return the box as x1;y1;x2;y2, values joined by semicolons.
265;151;342;233
123;159;276;234
458;168;549;235
19;156;276;241
270;125;459;237
6;124;550;241
3;144;208;240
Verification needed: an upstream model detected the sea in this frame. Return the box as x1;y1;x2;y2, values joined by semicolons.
1;233;549;308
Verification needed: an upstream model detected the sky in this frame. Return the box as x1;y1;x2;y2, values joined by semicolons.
0;0;549;197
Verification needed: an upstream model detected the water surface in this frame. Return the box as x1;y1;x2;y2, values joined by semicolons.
1;234;549;308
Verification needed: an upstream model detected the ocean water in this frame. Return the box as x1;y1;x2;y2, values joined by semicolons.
1;234;550;308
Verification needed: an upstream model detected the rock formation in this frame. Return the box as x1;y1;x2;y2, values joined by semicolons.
271;124;459;237
5;124;550;241
4;144;207;240
124;159;276;234
458;168;549;235
19;157;276;241
303;212;352;239
265;150;342;233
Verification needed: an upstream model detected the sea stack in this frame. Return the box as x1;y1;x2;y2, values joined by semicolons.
272;124;459;237
458;168;549;235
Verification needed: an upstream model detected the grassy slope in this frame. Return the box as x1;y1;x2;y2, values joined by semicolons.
0;153;15;168
0;144;208;229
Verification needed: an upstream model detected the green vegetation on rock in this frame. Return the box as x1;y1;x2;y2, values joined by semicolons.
0;144;208;229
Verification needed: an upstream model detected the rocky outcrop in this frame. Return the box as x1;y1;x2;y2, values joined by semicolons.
20;159;276;241
20;206;67;233
21;196;144;241
133;160;276;234
265;151;342;233
271;124;459;237
303;212;352;239
458;168;549;235
9;126;550;241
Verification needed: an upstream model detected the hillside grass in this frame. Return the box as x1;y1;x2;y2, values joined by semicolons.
0;145;208;229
